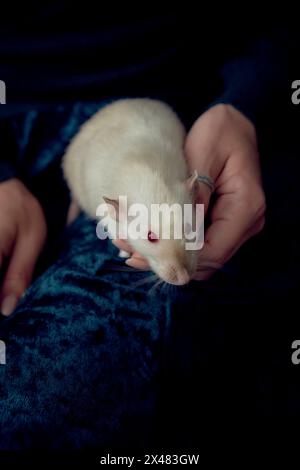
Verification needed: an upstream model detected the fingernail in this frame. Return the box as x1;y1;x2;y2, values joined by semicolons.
1;295;19;317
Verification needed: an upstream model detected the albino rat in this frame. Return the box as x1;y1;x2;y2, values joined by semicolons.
62;98;200;285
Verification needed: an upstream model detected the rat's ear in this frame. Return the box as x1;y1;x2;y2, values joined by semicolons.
103;196;126;222
186;170;198;194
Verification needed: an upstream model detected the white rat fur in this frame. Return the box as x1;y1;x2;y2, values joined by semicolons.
62;98;199;285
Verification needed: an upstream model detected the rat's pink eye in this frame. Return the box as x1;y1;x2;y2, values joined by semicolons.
147;231;159;243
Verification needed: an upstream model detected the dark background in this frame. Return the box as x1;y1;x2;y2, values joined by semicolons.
0;4;300;463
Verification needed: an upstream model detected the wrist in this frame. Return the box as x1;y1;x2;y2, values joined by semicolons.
224;104;257;144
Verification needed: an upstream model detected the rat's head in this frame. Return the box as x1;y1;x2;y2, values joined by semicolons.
103;171;202;285
132;231;199;285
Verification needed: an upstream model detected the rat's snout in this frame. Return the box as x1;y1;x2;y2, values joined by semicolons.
171;267;190;286
159;265;190;285
150;244;196;286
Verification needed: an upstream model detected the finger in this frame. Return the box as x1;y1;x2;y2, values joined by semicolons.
130;252;148;262
125;257;150;270
0;223;16;270
244;215;266;239
111;239;133;253
195;179;213;215
194;195;255;280
0;231;44;316
112;239;149;269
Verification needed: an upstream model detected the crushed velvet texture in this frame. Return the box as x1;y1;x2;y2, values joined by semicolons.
0;214;173;450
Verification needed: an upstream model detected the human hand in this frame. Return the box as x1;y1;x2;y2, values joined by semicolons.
112;104;266;279
0;178;47;316
184;104;266;279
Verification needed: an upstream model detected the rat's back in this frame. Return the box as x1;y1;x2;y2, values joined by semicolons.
62;98;187;217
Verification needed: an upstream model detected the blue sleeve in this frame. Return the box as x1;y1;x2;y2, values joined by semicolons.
0;161;15;183
210;32;290;126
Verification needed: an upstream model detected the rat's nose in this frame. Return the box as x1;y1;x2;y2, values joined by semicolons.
172;268;190;286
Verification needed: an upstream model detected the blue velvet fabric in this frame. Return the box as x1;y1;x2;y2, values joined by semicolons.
0;214;173;450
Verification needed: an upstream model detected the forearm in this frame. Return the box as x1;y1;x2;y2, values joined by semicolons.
210;31;290;127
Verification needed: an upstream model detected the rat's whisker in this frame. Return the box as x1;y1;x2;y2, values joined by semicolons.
163;281;170;293
131;273;159;288
149;278;164;295
159;279;169;294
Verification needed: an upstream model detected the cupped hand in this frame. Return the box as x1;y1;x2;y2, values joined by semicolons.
184;103;266;279
0;178;47;315
113;104;266;279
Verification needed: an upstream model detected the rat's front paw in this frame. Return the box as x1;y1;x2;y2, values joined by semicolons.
118;250;131;259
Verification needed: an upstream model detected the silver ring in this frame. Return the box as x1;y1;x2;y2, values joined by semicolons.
197;174;215;192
